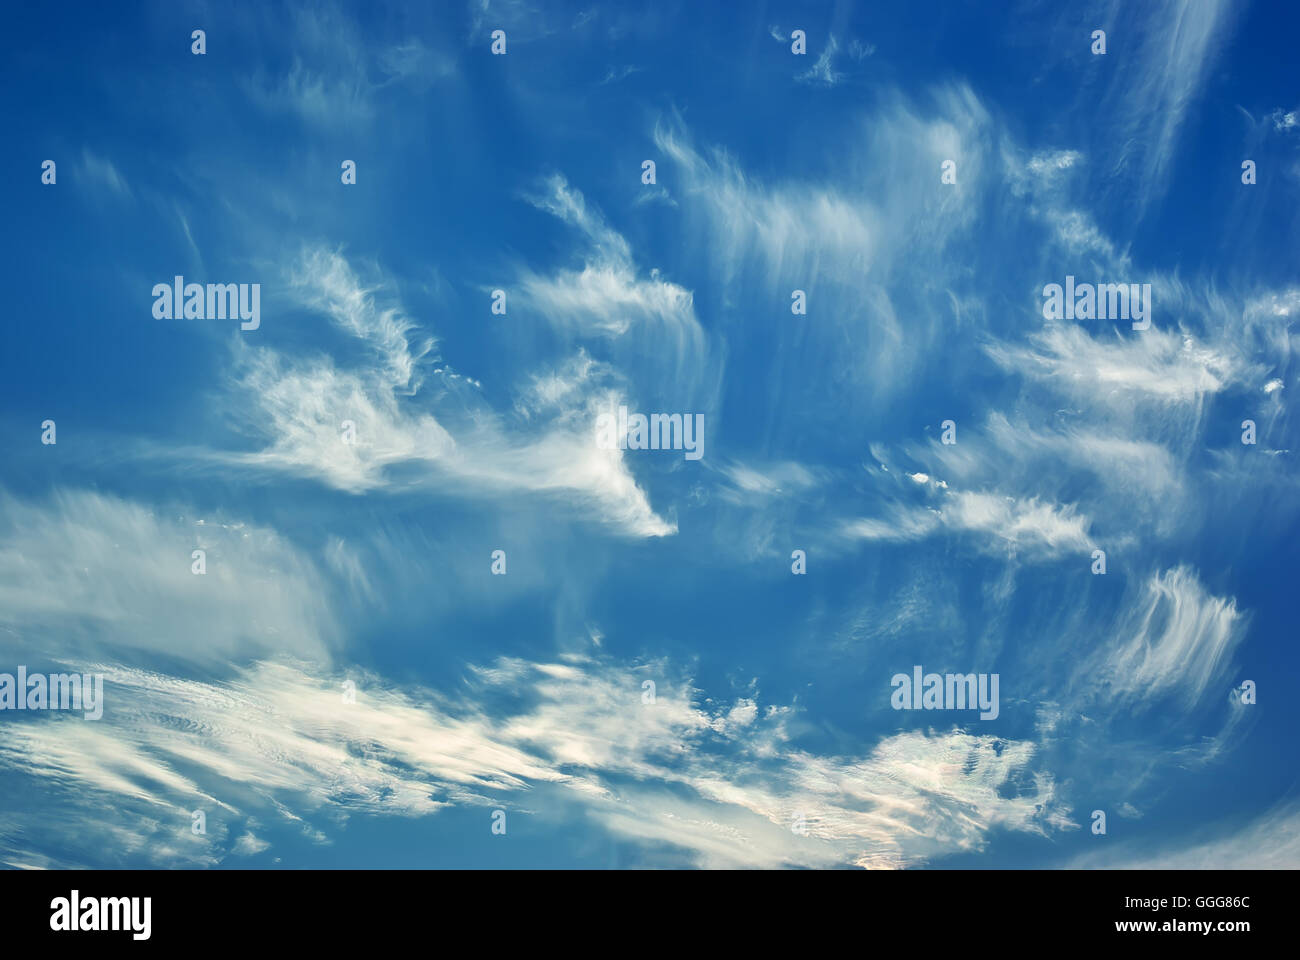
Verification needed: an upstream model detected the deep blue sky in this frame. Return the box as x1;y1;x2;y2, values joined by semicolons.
1;0;1298;869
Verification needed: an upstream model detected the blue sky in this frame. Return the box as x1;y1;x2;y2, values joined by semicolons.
1;0;1298;869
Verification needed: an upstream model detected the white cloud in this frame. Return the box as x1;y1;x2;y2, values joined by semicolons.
843;489;1093;556
946;491;1094;552
986;324;1241;404
1026;149;1081;179
0;653;1064;869
0;489;335;667
797;34;845;87
518;174;701;340
654;116;878;285
1088;566;1243;708
1270;108;1298;132
241;6;453;127
225;245;676;537
1068;804;1300;869
714;460;820;504
77;149;131;199
847;39;875;61
648;91;990;421
232;832;271;856
1083;0;1236;211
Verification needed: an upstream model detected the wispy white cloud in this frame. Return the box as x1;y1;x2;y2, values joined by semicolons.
1066;803;1300;869
713;459;821;505
1269;108;1299;132
599;64;641;85
224;245;675;536
241;5;454;127
906;412;1187;542
847;38;875;61
1085;565;1243;709
945;491;1094;553
77;149;131;199
797;34;845;87
985;324;1242;404
518;174;700;340
843;489;1093;556
0;489;335;668
0;653;1065;869
1081;0;1237;211
650;90;990;427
